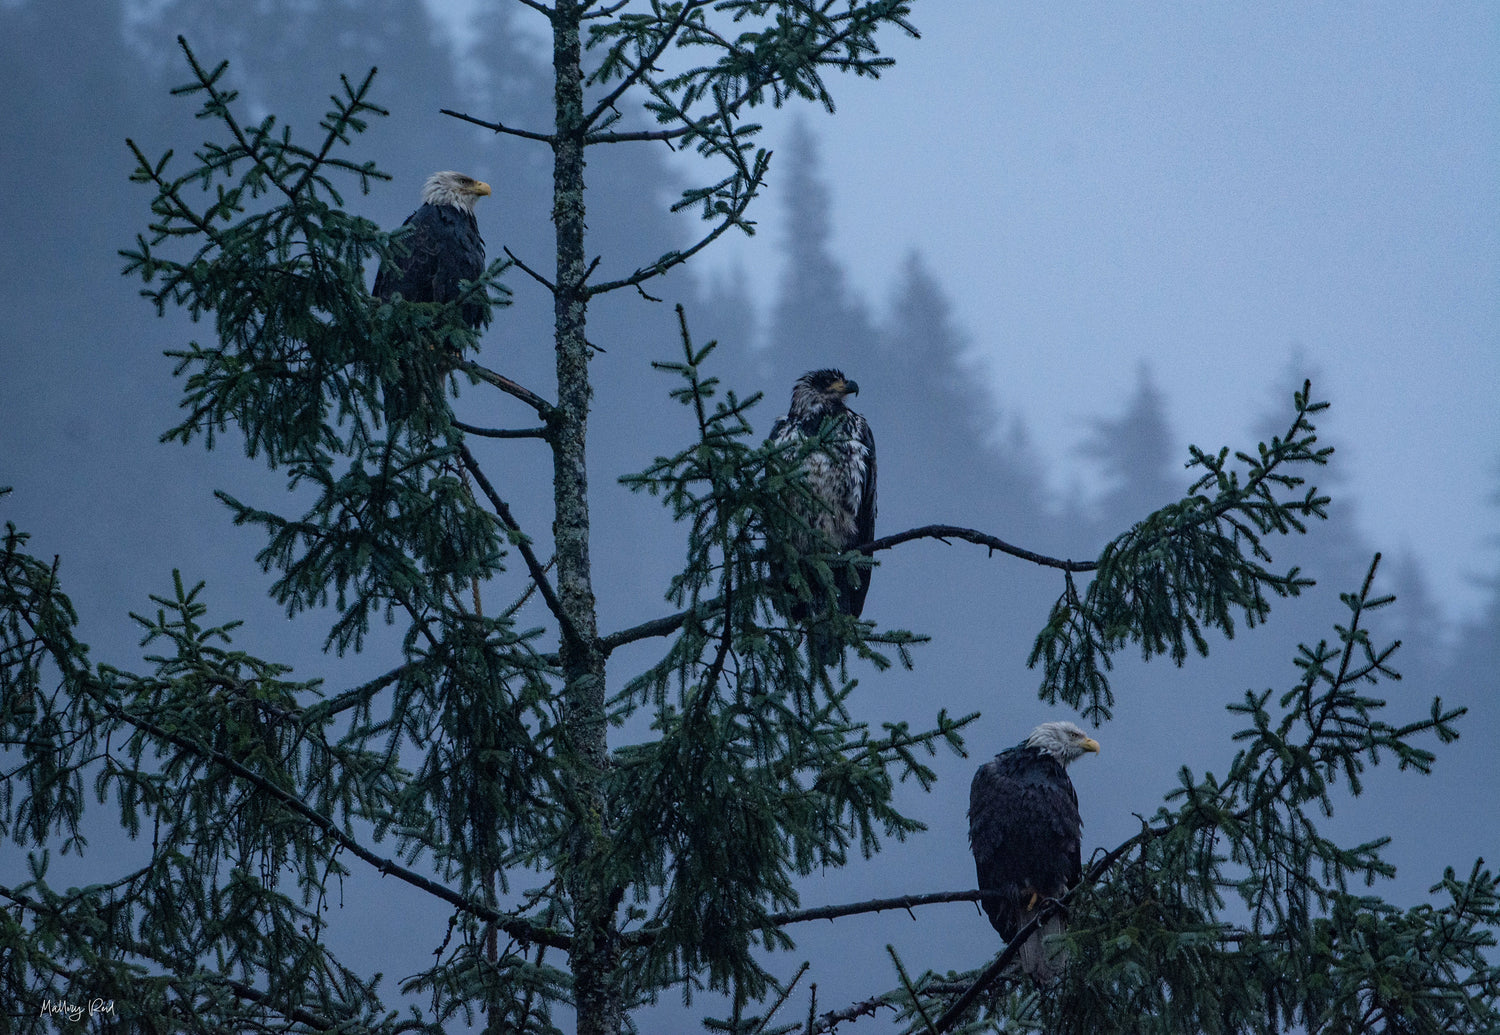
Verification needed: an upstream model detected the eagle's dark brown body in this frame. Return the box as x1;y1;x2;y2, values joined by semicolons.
374;171;491;420
969;721;1098;982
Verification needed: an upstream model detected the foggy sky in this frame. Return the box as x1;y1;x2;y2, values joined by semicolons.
497;1;1499;622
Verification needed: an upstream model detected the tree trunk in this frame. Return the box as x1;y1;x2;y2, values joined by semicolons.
549;4;619;1033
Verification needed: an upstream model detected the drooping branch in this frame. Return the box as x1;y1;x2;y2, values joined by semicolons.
74;683;573;951
3;886;344;1030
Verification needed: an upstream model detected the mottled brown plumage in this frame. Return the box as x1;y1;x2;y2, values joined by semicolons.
768;369;877;662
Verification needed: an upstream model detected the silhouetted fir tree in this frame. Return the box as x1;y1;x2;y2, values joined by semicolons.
691;262;761;376
0;0;158;315
1442;456;1500;767
1386;548;1446;687
0;0;227;632
3;5;1497;1035
132;0;471;204
766;118;878;380
1454;565;1500;686
133;0;457;121
1076;363;1179;535
877;250;1050;537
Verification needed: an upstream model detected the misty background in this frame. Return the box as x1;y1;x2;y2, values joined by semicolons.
2;0;1495;1026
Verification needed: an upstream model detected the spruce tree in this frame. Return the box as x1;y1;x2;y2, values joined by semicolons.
2;5;1496;1034
1077;363;1178;535
766;118;880;376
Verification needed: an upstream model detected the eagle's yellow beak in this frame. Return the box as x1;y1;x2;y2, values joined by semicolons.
473;181;493;197
1082;737;1100;754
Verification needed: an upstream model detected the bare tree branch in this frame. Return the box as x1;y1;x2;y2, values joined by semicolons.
585;203;755;297
599;594;724;655
440;108;556;144
581;0;630;18
771;890;994;928
454;418;550;440
584;125;697;145
502;245;558;292
458;359;557;419
455;441;583;653
66;688;572;951
865;524;1097;573
600;522;1095;654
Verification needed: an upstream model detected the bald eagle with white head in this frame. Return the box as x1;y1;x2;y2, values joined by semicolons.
768;369;877;664
969;721;1099;983
374;171;492;419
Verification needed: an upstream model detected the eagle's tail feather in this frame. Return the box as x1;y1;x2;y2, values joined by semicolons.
1015;906;1067;985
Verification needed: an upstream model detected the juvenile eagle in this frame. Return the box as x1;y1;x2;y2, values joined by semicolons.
374;171;492;419
969;721;1099;983
768;369;877;663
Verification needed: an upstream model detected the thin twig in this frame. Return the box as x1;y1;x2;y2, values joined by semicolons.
440;108;556;144
502;246;557;292
455;442;584;653
770;890;996;929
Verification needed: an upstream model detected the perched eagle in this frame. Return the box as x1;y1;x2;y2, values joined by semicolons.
373;170;492;419
969;721;1099;983
768;369;877;663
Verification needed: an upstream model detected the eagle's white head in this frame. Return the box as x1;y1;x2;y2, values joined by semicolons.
1026;721;1101;766
421;171;492;213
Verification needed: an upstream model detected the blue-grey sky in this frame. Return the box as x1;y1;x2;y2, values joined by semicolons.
725;4;1499;623
434;1;1499;623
